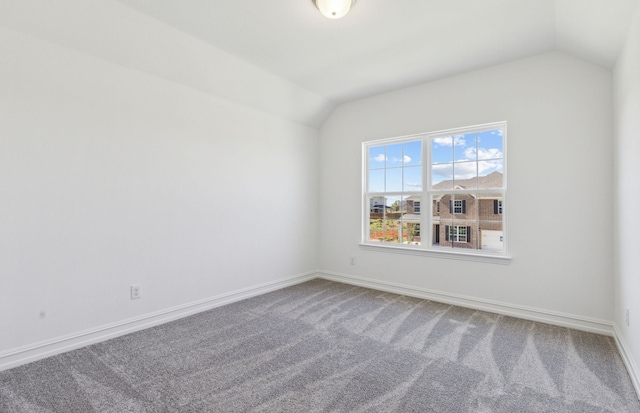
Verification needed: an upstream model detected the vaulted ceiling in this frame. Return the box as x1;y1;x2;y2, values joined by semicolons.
114;0;639;103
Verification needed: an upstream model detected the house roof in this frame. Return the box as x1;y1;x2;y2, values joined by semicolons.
433;171;503;191
400;214;421;223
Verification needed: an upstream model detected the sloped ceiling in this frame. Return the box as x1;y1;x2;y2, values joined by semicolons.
114;0;639;103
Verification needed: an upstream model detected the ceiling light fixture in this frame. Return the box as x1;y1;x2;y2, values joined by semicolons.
312;0;356;19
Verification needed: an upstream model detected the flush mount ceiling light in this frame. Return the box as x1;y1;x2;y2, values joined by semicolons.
312;0;356;19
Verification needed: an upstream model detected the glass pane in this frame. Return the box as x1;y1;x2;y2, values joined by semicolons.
403;166;422;191
403;141;422;166
477;129;503;160
432;195;443;218
454;132;477;162
453;161;477;189
382;219;401;243
369;196;387;216
450;220;476;250
387;195;403;214
368;169;385;192
401;222;421;245
431;223;444;247
479;214;504;253
404;195;421;215
478;160;503;188
432;137;453;164
369;217;385;242
479;193;503;252
386;143;403;168
477;194;503;221
386;168;402;192
432;163;453;190
369;145;386;169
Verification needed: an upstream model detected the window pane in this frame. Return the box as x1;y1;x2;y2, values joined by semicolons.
381;218;401;243
369;217;385;242
432;163;453;190
477;194;503;220
477;193;503;251
431;223;442;246
403;141;422;166
432;195;442;217
453;161;477;189
369;196;387;215
478;160;503;188
454;132;477;162
369;146;386;169
387;195;403;213
386;168;403;192
404;166;422;191
401;222;421;245
368;169;385;192
477;130;503;160
450;220;475;249
432;137;453;164
386;143;404;167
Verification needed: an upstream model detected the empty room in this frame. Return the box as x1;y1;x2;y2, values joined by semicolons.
1;0;640;411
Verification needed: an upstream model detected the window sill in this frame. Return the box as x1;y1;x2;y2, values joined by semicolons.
358;243;512;265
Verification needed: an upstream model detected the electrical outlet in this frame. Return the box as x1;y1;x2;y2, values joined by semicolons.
131;284;141;300
626;309;630;327
350;256;356;265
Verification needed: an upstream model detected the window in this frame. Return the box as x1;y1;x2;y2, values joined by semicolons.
446;225;470;243
363;122;507;258
494;200;503;215
452;200;465;214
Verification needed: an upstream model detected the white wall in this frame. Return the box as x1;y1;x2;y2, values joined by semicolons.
0;22;318;359
319;52;614;327
614;3;640;392
0;0;333;128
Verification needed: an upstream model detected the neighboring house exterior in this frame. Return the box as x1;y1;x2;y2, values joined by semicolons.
369;171;503;250
431;171;503;250
370;196;388;215
386;171;503;250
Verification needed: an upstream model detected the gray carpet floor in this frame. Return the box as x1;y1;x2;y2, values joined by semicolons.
0;279;638;412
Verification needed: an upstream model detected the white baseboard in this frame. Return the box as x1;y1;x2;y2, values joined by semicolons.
613;323;640;400
317;271;614;336
0;271;317;372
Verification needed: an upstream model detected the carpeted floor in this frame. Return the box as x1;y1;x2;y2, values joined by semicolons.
0;279;638;412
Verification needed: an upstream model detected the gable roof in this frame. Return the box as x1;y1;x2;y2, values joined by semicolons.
433;171;503;191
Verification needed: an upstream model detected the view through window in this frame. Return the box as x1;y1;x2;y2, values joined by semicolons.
364;122;506;255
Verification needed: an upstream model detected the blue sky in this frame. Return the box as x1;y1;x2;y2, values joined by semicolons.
368;128;503;193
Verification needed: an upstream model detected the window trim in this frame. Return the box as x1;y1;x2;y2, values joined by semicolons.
362;121;510;263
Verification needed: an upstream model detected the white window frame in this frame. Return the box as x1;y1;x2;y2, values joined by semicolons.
449;225;468;243
361;122;510;264
453;200;464;214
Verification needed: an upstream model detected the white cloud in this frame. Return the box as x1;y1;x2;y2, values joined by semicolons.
374;154;386;162
405;181;422;187
403;155;411;163
433;135;465;147
431;159;502;180
463;147;503;161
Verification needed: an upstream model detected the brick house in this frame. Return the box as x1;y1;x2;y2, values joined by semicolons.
390;171;504;250
431;171;503;250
